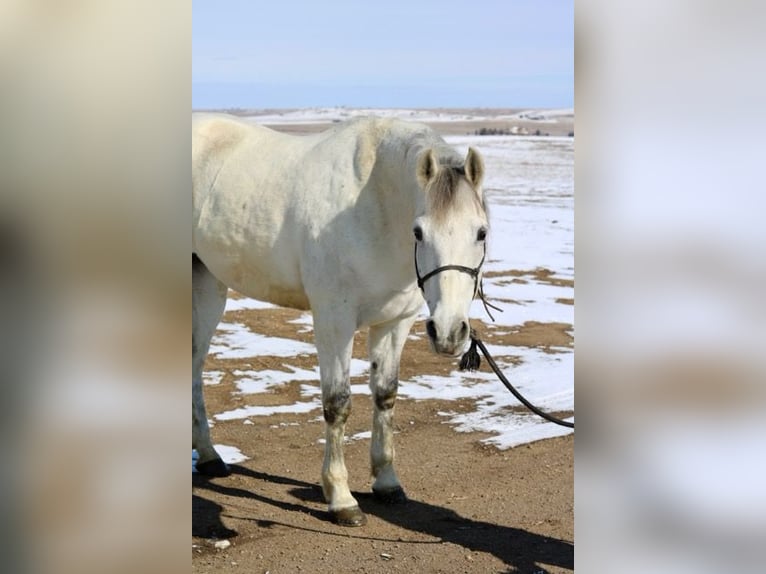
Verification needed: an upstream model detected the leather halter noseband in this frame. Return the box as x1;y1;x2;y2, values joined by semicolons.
414;242;485;296
414;242;501;321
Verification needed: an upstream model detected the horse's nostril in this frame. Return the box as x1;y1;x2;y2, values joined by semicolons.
459;321;469;338
425;320;437;340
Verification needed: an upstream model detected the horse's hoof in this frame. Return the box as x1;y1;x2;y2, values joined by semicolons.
373;486;408;504
196;458;231;477
330;506;367;527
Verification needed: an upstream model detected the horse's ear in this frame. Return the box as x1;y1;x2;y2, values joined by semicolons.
416;149;439;189
465;147;484;191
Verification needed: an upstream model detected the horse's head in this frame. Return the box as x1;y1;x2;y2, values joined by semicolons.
413;147;488;357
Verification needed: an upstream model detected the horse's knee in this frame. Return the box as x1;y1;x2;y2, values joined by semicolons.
323;390;352;424
373;379;399;411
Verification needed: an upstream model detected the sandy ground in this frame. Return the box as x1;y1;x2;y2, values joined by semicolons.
193;114;574;573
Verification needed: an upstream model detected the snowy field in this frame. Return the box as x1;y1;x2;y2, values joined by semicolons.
239;106;573;127
197;116;573;466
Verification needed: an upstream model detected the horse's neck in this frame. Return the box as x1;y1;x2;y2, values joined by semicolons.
378;124;464;210
374;153;420;248
405;131;463;170
368;130;462;275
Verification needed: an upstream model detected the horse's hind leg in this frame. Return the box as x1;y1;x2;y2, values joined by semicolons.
368;314;418;503
192;254;230;477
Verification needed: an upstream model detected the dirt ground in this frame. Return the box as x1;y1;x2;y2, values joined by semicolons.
193;289;573;574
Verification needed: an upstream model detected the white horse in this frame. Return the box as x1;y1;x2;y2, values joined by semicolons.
192;114;489;526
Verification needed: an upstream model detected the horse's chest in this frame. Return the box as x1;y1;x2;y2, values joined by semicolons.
358;289;423;328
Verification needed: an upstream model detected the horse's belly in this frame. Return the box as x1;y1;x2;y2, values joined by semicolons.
226;270;310;311
196;245;311;311
225;272;310;310
253;283;311;310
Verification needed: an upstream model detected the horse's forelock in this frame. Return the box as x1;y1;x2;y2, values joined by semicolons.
427;165;485;221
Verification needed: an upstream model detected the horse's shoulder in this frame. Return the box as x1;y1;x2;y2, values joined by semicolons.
346;118;388;184
310;117;387;185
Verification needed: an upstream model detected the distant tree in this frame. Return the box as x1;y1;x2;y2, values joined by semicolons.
474;126;517;136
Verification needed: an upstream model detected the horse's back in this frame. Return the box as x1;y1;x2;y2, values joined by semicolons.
192;114;386;246
192;114;281;200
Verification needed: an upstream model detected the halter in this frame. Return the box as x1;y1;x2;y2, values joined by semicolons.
414;242;501;320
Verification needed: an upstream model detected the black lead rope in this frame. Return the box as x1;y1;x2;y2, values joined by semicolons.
459;331;574;429
476;279;503;322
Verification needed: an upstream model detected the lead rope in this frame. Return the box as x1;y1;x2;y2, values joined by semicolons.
476;278;503;322
458;297;574;429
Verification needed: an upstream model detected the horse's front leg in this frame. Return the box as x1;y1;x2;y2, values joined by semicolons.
313;313;366;526
368;314;418;503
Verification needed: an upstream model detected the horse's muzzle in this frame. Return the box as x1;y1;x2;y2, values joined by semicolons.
425;318;470;357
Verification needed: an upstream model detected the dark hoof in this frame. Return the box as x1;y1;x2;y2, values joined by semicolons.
373;486;408;504
196;458;231;477
330;506;367;527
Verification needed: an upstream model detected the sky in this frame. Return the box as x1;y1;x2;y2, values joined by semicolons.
192;0;573;110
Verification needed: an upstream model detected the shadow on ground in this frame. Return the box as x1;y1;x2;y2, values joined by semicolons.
192;493;238;539
193;464;572;573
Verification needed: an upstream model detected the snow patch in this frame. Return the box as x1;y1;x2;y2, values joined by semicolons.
209;322;316;359
192;444;248;472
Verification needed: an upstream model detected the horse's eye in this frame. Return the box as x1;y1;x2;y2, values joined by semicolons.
413;227;423;241
477;228;487;241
